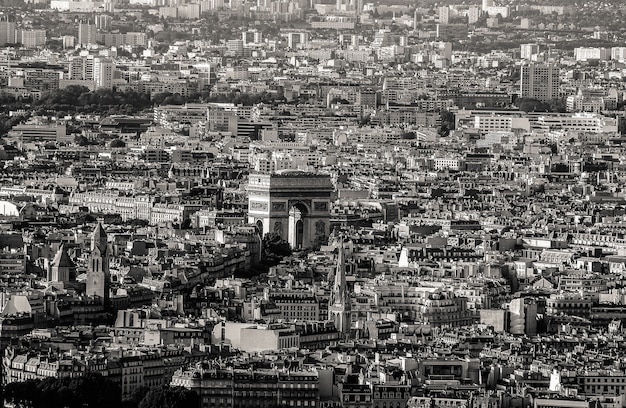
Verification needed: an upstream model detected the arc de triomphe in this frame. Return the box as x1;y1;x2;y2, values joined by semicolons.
247;172;334;249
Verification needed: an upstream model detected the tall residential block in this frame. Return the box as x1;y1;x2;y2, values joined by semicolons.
78;21;97;47
0;19;16;45
520;64;560;102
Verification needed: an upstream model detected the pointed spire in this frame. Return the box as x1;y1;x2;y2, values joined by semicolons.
333;242;347;305
51;244;75;268
91;222;108;254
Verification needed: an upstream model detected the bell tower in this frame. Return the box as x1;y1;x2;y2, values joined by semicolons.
86;223;110;305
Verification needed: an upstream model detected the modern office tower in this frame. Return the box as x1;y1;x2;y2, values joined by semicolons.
78;21;97;46
520;64;560;102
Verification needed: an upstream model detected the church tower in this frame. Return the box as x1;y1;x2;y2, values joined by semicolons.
328;241;351;337
49;244;76;283
86;223;110;305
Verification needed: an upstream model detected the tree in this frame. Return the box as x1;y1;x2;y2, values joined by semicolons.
548;98;566;113
138;386;199;408
123;385;150;408
518;98;550;112
110;139;126;148
34;87;152;116
437;124;450;137
263;233;292;258
75;135;89;146
440;110;455;129
152;92;185;106
4;373;121;408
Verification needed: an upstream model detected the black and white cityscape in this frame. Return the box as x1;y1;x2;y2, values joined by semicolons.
2;0;626;407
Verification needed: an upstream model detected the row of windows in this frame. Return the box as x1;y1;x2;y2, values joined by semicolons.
584;377;626;383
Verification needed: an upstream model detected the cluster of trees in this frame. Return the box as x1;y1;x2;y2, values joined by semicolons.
438;110;455;137
136;386;200;408
0;86;283;121
0;112;31;137
2;374;199;408
208;91;284;106
3;373;121;408
236;232;293;278
517;97;566;113
33;86;153;116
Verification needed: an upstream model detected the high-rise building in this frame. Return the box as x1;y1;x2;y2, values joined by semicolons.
98;32;147;47
78;21;97;47
338;33;359;47
612;47;626;63
242;29;262;45
468;6;480;24
372;29;394;48
0;19;16;45
484;5;509;18
194;63;216;90
86;223;111;304
287;32;308;50
18;29;46;48
357;88;377;108
520;63;560;102
94;58;116;89
95;14;112;30
69;55;95;80
226;39;244;56
520;18;531;29
520;43;540;60
439;6;450;24
62;35;75;48
178;3;201;19
574;47;611;62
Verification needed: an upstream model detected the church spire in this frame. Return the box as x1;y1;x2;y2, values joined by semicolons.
329;239;351;337
86;222;110;305
333;242;347;306
92;222;108;254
